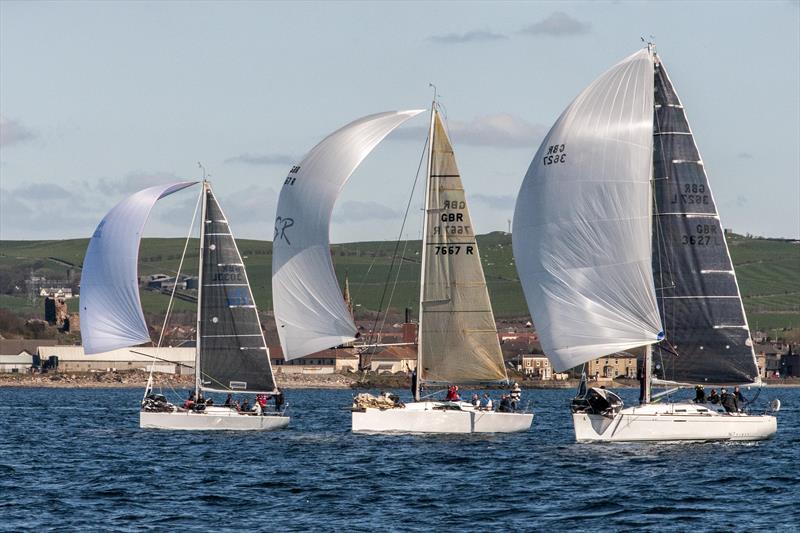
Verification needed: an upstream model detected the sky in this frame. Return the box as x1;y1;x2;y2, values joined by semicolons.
1;0;798;243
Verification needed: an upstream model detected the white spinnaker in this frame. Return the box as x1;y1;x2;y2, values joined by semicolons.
273;110;424;360
81;182;197;354
512;49;663;372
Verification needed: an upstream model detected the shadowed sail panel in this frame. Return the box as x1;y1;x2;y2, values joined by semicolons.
419;111;507;383
512;49;663;372
272;110;424;360
81;181;197;355
199;185;276;393
651;55;759;385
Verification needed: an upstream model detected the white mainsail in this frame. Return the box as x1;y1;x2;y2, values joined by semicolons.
512;49;663;372
272;110;424;360
81;181;197;354
418;110;507;383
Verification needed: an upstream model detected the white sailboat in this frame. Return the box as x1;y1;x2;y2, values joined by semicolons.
272;106;532;433
81;180;289;431
513;45;778;442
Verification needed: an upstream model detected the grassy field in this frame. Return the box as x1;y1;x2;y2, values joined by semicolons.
1;233;798;336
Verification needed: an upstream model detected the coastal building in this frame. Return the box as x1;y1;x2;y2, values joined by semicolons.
36;346;195;374
367;345;416;374
269;347;359;375
586;355;638;380
520;354;552;380
0;352;35;373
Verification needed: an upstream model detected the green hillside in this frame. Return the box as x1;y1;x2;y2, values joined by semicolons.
1;233;798;337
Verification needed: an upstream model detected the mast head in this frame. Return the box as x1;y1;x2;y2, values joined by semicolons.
641;35;657;58
197;162;210;184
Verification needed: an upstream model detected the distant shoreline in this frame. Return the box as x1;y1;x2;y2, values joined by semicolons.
1;371;798;390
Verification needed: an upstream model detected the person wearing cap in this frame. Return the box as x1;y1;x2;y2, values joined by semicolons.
693;385;706;403
252;398;262;416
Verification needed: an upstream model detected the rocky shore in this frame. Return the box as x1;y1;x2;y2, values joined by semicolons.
2;370;798;390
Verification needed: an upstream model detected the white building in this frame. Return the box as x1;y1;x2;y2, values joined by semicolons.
37;346;195;374
0;352;34;373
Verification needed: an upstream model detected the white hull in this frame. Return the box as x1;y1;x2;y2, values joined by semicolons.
352;402;533;434
140;406;290;431
573;402;776;443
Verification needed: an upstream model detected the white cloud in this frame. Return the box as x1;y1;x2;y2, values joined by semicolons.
520;12;591;37
470;194;515;210
224;153;296;166
391;113;546;148
0;116;37;147
332;200;403;223
428;29;507;44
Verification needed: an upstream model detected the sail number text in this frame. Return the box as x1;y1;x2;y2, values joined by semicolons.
543;144;567;166
433;245;474;255
670;183;709;206
432;199;471;236
283;165;301;186
681;223;720;246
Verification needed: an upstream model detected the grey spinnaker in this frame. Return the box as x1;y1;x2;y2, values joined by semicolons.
651;56;759;385
198;186;276;393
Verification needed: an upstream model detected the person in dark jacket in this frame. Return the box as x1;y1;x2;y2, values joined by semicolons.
707;389;720;404
720;388;737;413
733;386;747;410
693;385;706;403
274;390;285;412
498;394;512;413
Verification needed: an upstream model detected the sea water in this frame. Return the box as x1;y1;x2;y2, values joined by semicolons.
0;387;797;531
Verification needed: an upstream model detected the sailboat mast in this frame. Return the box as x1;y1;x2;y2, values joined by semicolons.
415;101;436;402
194;180;208;397
643;42;656;405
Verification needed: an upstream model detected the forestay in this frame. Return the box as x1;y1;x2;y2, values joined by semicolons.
81;181;197;355
512;49;663;372
272;110;424;360
651;55;759;384
419;111;507;383
199;185;276;393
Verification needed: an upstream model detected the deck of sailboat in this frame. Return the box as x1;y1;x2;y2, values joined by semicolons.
352;401;533;434
140;406;290;431
572;402;776;443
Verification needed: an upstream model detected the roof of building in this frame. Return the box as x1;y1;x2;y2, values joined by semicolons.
0;339;57;356
37;346;195;362
0;353;34;365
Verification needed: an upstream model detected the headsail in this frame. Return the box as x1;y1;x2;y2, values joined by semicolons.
198;185;277;393
512;49;663;372
651;55;759;384
272;110;424;360
81;181;197;355
418;111;507;383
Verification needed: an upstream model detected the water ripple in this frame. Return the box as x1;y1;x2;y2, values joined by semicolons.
0;387;797;531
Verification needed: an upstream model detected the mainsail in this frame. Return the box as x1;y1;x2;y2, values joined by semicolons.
651;55;759;384
418;110;507;383
198;184;276;393
81;181;197;355
272;110;424;360
512;49;664;372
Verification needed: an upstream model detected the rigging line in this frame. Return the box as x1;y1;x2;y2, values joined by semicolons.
143;185;203;403
351;239;389;304
652;64;675;338
374;232;410;342
366;125;430;349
